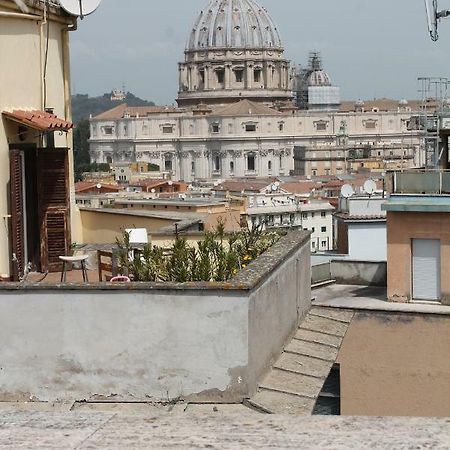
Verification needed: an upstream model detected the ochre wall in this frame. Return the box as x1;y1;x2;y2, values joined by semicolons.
387;211;450;304
337;312;450;417
79;210;176;244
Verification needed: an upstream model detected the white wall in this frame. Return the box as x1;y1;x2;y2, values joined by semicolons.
0;234;311;402
348;222;387;261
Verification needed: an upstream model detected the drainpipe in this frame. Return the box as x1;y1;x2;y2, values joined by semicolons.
0;11;42;20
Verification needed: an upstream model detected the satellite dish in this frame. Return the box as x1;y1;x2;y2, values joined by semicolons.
363;179;377;196
424;0;450;41
340;184;355;199
59;0;102;19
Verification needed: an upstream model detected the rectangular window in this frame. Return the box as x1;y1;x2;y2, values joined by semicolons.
321;212;326;218
245;124;257;132
103;126;113;135
164;158;173;171
235;69;244;83
212;124;220;133
254;69;262;83
315;122;327;131
321;226;327;232
247;154;256;171
162;126;174;134
322;240;327;248
216;69;225;84
302;212;308;219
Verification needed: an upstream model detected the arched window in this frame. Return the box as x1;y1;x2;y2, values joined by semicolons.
106;156;113;164
268;160;272;172
247;153;256;172
230;161;235;173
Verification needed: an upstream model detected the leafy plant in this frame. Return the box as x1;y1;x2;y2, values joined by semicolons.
114;224;281;283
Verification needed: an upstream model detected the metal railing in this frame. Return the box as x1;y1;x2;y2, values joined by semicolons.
393;171;450;194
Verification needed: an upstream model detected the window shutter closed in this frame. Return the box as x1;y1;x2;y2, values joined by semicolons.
38;149;70;272
9;150;25;281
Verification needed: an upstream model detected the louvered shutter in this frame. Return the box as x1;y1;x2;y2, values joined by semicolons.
38;148;71;272
9;150;25;281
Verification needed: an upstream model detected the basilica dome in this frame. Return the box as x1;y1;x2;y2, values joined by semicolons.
187;0;283;51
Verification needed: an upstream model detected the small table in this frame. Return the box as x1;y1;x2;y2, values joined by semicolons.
59;255;89;283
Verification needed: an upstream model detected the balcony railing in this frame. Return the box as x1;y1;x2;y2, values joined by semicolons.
393;171;450;194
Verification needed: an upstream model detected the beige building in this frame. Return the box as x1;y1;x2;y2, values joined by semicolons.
0;0;78;280
384;171;450;304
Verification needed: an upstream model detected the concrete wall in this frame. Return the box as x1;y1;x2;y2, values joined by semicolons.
0;5;75;276
387;211;450;304
248;243;311;392
348;222;387;261
331;260;387;286
0;232;311;402
337;311;450;417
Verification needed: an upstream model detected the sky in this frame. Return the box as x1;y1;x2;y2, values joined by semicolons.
70;0;450;105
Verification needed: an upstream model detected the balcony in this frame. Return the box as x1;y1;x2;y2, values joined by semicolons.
391;171;450;195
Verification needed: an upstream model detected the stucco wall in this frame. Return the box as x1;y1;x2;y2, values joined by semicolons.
0;232;311;402
337;311;450;417
79;209;176;244
0;7;75;276
386;211;450;303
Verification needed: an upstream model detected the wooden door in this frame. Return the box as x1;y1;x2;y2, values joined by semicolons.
9;150;25;281
37;148;71;272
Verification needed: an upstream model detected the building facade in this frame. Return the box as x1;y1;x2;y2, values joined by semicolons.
89;0;424;182
0;0;77;279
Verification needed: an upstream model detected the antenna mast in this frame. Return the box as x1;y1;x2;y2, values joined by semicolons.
425;0;450;41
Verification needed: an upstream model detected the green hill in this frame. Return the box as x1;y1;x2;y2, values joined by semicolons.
71;92;155;124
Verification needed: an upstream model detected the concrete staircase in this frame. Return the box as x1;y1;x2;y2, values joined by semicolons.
247;306;354;415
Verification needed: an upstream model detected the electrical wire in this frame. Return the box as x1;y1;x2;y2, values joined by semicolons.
43;0;50;110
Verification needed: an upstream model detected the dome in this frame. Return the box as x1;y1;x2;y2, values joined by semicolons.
187;0;283;51
308;70;332;87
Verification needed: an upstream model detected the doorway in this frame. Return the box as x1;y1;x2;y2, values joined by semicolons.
9;146;70;280
412;239;441;301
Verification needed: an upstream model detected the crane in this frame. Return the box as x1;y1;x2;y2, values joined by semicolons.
425;0;450;41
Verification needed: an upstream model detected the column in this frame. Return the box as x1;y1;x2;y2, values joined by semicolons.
204;65;210;90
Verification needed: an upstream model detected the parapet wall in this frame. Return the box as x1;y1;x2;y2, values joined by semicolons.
0;232;311;403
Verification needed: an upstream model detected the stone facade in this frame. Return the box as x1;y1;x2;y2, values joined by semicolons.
88;0;424;181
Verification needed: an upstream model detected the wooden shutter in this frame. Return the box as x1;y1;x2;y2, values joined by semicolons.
9;150;25;281
38;148;71;272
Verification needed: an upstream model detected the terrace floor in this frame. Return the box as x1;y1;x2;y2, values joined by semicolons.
0;412;448;449
313;284;450;315
26;269;101;284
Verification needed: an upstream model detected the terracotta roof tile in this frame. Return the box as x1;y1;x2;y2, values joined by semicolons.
2;109;73;132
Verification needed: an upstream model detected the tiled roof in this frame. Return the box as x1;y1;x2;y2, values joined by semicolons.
334;212;386;222
94;104;184;120
75;182;122;194
214;179;275;193
339;98;434;113
2;109;73;131
212;100;283;117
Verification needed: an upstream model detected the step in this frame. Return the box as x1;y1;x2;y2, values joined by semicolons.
300;315;349;337
274;352;333;379
260;368;325;399
294;328;342;348
285;339;339;362
249;389;316;416
310;307;355;323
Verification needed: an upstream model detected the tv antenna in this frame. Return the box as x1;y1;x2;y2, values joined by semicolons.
363;179;377;196
340;184;355;199
424;0;450;41
59;0;103;19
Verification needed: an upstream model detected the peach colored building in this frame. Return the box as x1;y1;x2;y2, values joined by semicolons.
384;172;450;304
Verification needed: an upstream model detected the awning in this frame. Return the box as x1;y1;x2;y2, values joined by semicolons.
2;110;73;132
